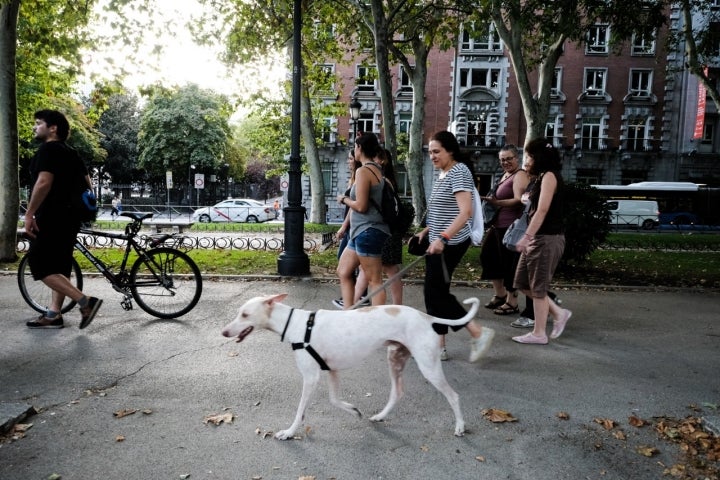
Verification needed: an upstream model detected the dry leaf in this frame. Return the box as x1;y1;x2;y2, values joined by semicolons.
298;477;316;480
142;409;153;415
481;408;517;423
203;412;235;425
113;409;138;418
420;445;430;452
593;417;617;430
628;415;646;427
557;412;570;420
613;430;627;440
179;475;191;479
304;426;312;436
475;455;486;462
228;352;239;357
636;445;659;457
48;474;62;480
14;423;33;433
115;435;125;442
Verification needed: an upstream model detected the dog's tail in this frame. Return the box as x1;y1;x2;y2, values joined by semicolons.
432;297;481;326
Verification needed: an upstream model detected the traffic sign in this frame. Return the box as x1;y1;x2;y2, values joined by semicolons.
194;173;205;189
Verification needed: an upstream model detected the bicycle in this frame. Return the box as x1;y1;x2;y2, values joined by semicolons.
18;212;203;319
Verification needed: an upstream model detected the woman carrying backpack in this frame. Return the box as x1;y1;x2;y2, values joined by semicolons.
411;131;495;362
336;132;390;308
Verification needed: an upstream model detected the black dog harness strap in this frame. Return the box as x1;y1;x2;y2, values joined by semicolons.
285;311;331;371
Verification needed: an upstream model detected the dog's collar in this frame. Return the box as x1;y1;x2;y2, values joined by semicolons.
280;308;294;342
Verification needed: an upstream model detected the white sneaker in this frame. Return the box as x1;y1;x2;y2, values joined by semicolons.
469;327;495;363
511;317;535;328
331;298;344;309
440;348;449;361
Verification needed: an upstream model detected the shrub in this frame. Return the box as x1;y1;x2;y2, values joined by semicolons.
561;182;611;267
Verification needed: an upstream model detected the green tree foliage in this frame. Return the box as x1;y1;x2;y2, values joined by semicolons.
97;92;141;186
560;182;611;268
137;84;233;190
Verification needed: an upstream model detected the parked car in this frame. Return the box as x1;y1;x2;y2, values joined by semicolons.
192;199;274;223
659;211;701;225
606;200;659;230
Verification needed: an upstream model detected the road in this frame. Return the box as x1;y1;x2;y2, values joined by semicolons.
1;275;719;479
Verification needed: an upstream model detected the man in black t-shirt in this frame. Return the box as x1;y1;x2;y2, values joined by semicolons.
24;110;103;330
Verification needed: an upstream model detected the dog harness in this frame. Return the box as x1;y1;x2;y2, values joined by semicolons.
281;309;331;371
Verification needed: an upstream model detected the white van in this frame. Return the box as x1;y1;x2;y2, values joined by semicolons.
606;200;659;230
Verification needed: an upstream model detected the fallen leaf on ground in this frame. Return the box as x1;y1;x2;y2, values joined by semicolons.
113;409;138;418
475;455;486;462
204;412;235;425
481;408;517;423
593;417;617;430
628;415;646;427
115;435;125;442
613;430;627;440
636;445;659;457
557;412;570;420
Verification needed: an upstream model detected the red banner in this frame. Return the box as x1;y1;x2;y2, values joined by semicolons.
693;69;708;140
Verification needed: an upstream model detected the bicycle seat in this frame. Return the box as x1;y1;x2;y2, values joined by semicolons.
121;212;154;222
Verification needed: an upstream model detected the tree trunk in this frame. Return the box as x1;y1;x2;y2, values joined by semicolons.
0;0;20;261
406;37;430;223
369;0;397;160
300;81;326;224
681;0;720;112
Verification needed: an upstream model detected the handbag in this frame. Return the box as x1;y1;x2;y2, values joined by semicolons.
408;234;429;256
502;204;530;252
482;183;499;227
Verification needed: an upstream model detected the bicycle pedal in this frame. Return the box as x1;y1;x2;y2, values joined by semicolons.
121;299;133;311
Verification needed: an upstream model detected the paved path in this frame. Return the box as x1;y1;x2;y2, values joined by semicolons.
1;275;718;479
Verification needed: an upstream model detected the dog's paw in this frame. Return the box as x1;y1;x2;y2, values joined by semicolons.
454;424;466;437
369;414;385;423
274;429;296;440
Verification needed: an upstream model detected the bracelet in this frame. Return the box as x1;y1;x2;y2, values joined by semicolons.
440;232;450;244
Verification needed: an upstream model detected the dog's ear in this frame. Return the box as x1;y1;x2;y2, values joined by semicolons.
266;293;288;305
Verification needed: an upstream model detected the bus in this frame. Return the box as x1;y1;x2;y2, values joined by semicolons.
591;182;720;227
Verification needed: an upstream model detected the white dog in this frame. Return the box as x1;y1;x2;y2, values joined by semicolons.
221;294;481;439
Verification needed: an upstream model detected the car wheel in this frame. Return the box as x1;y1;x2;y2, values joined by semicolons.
641;219;656;230
246;215;259;223
199;214;211;223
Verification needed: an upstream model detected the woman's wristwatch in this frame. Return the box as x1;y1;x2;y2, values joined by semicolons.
440;232;450;244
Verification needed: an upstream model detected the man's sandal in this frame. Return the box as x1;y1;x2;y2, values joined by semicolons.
493;303;520;315
484;295;507;309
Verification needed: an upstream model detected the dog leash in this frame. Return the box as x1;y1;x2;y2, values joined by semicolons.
348;253;427;310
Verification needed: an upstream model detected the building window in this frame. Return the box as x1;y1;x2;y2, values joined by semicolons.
357;112;375;135
395;169;411;197
586;25;610;54
629;70;653;97
399;65;413;91
357;65;377;92
459;68;500;89
584;68;607;95
322;162;333;191
581;117;602;150
545;116;562;146
315;64;335;93
702;121;715;145
398;113;412;133
626;117;649;151
631;31;656;55
319;117;334;143
551;68;562;97
576;169;603;185
460;22;502;52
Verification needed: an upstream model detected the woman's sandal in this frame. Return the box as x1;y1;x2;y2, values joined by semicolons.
484;295;507;309
493;303;520;315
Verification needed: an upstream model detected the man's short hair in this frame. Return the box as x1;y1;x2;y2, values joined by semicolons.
34;109;70;141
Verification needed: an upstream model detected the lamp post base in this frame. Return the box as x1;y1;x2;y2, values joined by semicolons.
277;205;310;276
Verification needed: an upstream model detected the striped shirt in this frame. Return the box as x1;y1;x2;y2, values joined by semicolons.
427;163;474;245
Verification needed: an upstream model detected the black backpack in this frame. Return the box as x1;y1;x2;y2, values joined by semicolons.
367;168;411;235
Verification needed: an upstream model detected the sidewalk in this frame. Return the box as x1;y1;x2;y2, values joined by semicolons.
1;275;718;479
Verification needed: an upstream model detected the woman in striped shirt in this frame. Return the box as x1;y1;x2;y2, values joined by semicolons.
413;131;495;362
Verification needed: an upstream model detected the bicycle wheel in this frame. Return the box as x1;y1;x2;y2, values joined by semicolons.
129;247;202;319
17;254;83;314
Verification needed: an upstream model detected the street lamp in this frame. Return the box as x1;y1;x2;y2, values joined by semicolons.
349;97;362;142
277;0;310;276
